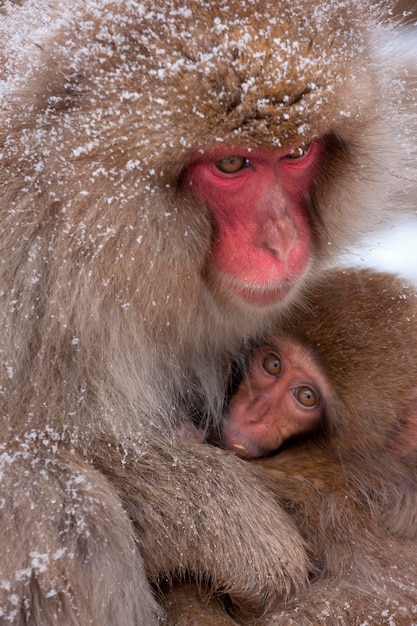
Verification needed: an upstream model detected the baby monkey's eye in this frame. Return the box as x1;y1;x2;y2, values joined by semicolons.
262;353;282;376
216;155;250;173
295;386;318;407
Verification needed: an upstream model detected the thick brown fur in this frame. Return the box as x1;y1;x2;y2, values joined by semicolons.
395;0;417;19
257;268;417;624
163;269;417;624
0;1;416;624
255;447;417;625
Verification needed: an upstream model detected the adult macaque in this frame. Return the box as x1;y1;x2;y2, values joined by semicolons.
0;1;415;624
164;268;417;623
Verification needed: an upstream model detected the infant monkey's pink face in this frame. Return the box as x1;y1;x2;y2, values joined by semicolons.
222;338;329;459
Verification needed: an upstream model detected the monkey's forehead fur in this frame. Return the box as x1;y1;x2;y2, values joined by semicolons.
0;0;404;172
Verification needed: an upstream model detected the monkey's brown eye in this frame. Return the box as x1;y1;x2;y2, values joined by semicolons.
285;144;311;159
295;386;318;407
262;353;282;376
216;155;248;173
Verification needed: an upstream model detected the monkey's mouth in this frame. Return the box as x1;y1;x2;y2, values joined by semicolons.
219;273;296;308
221;425;269;460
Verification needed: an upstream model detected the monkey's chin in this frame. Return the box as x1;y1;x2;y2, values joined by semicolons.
223;434;270;460
220;274;298;308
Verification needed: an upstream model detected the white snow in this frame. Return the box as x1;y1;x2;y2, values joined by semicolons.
342;219;417;285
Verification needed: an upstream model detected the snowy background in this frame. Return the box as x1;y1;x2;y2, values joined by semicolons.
341;219;417;285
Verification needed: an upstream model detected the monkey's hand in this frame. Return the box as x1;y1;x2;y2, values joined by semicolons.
94;437;309;618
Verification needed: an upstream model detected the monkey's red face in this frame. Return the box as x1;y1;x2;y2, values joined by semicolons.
184;141;324;307
222;338;328;458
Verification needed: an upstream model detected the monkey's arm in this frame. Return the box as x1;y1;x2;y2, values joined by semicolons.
93;437;309;617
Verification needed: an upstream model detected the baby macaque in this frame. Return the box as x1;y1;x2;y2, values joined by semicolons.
222;338;330;458
179;338;329;457
249;267;417;623
222;267;417;462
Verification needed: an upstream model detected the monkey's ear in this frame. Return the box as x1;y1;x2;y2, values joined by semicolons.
390;390;417;458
